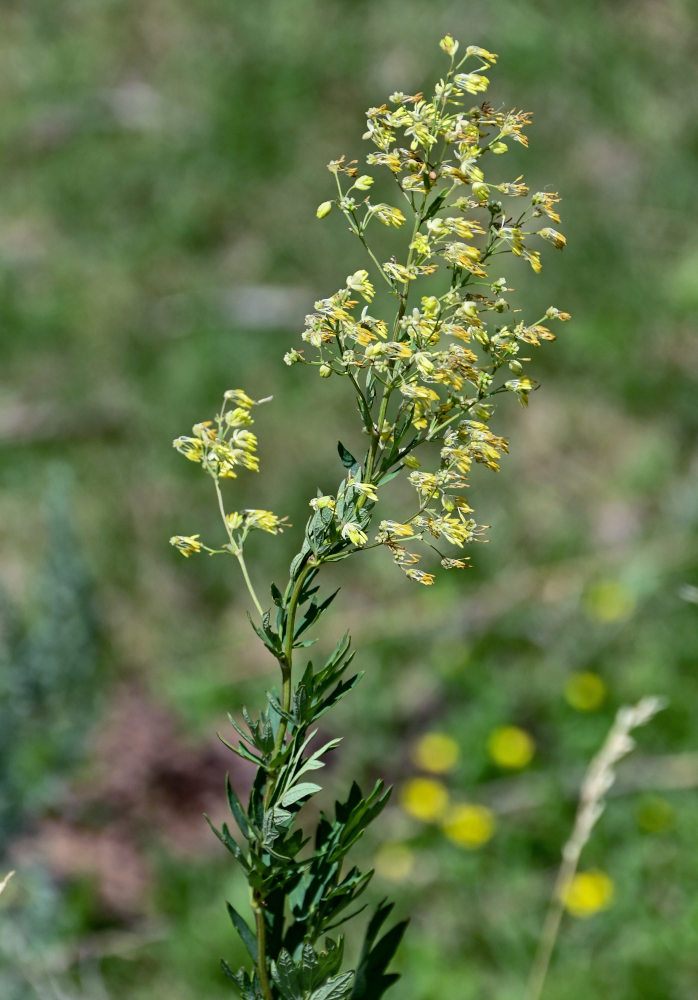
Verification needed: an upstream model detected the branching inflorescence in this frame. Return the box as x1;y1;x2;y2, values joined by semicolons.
171;36;567;1000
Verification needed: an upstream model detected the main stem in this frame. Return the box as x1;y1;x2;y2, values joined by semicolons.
253;556;317;996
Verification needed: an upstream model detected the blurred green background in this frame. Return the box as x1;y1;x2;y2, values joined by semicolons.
1;1;697;997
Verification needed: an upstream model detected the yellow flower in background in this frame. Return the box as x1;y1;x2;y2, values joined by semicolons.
636;795;676;834
584;579;636;624
399;777;449;822
411;732;460;774
487;726;535;769
562;870;614;918
564;671;607;712
442;803;495;849
374;842;416;881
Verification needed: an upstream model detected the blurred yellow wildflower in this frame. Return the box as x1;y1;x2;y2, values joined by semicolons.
561;870;614;918
584;579;636;623
411;732;460;774
487;726;535;769
564;671;607;712
442;803;496;849
399;777;449;822
374;842;416;881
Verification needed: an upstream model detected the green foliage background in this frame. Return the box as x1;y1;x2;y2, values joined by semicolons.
1;1;697;998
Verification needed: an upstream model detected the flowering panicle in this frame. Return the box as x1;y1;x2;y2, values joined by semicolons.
302;36;568;584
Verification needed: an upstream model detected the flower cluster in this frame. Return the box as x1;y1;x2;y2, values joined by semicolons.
295;35;569;584
170;390;286;562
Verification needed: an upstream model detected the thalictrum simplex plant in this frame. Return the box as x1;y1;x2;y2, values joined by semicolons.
171;35;569;1000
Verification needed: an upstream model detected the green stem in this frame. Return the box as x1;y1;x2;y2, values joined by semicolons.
270;558;318;767
213;477;265;618
252;895;274;1000
236;552;265;619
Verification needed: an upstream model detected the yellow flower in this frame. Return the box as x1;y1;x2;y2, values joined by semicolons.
309;495;336;512
412;732;460;773
404;568;435;585
346;269;375;302
487;726;535;769
565;672;607;712
341;522;368;547
453;72;490;95
538;227;567;249
584;579;636;624
399;777;449;822
442;803;495;848
464;44;498;64
172;436;204;462
169;534;203;557
349;480;379;501
378;520;416;539
561;870;614;918
371;203;405;228
223;388;255;409
246;510;286;534
374;842;416;881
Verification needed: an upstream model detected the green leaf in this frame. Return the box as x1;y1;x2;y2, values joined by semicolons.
351;901;408;1000
309;971;355;1000
204;815;250;870
423;189;447;221
280;782;322;807
226;774;250;839
271;949;302;1000
376;468;402;488
337;441;358;469
226;902;258;963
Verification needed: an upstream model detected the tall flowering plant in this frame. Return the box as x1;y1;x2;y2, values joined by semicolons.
171;36;567;1000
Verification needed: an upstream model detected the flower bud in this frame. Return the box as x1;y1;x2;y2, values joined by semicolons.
472;182;490;203
508;359;523;374
439;34;458;56
403;455;421;470
316;201;333;219
354;175;374;191
490;141;508;154
319;364;332;378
